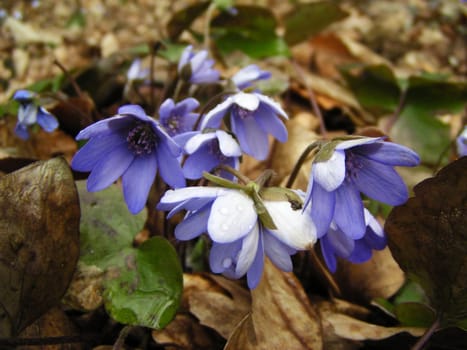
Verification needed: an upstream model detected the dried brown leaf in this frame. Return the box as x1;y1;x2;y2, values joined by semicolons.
0;158;80;336
225;258;323;350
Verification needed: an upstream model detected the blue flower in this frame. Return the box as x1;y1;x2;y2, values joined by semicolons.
157;187;316;288
231;64;271;90
178;45;220;84
71;104;185;214
319;208;386;272
304;137;420;240
456;126;467;157
200;92;288;160
13;89;59;140
159;97;200;137
126;58;149;82
182;129;242;180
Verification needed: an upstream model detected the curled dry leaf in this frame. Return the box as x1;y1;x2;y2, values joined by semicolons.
0;158;80;336
225;258;323;350
17;307;82;350
335;247;405;303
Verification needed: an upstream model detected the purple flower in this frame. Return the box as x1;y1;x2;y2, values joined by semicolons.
456;126;467;157
320;209;386;272
159;97;200;137
13;89;59;140
71;104;185;214
304;137;420;240
157;187;316;288
126;58;149;82
200;92;288;160
178;45;220;84
231;64;271;90
182;130;242;180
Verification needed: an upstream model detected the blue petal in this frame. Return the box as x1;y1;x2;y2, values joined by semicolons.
352;155;408;205
178;45;193;72
86;144;134;191
309;182;335;238
326;225;355;258
183;145;219;180
175;205;210;240
232;114;269;160
200;98;233;129
71;132;127;172
363;227;387;250
156;140;186;188
76;116;133;140
36;108;59;132
209;240;242;274
158;98;175;122
246;233;265;289
191;69;220;84
122;154;158;214
13;89;35;102
14;123;29;140
355;142;420;167
263;232;294;272
348;240;373;263
215;130;242;157
118;104;148;120
255;103;288;142
334;183;366;239
320;237;337;272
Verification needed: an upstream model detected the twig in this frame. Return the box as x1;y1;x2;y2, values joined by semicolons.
291;60;328;138
53;59;83;98
411;316;441;350
113;325;134;350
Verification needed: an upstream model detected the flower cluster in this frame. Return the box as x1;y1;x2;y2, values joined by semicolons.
24;44;419;289
12;90;59;140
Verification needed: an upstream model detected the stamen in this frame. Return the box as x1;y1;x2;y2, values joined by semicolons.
345;151;363;181
127;122;157;155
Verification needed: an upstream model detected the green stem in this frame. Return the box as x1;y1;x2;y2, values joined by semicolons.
285;142;320;188
172;79;185;101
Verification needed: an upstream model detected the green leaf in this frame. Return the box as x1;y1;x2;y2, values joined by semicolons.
77;182;182;329
283;1;348;46
166;1;210;40
211;5;290;58
77;181;146;270
394;302;436;328
341;64;401;113
385;157;467;330
104;237;183;329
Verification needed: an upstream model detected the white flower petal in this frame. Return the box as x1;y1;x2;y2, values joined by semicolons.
208;190;257;243
364;208;384;238
232;92;260;111
235;224;259;276
200;97;234;129
313;150;346;191
335;137;382;150
160;187;225;205
255;93;288;119
216;130;242;156
185;132;216;154
264;200;316;249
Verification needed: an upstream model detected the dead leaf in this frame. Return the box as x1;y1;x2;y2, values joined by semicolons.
4;17;62;45
225;258;323;350
18;307;82;350
0;158;80;336
271;114;320;189
152;313;217;350
335;247;405;303
385;157;467;329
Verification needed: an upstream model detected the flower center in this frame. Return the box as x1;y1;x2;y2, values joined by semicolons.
164;115;182;136
127;122;157;155
234;104;253;119
344;151;363;181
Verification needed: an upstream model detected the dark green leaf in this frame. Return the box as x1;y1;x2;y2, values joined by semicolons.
167;1;210;41
284;1;348;46
211;5;289;58
77;181;146;270
394;302;436;328
385;157;467;329
104;237;183;329
341;64;401;113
